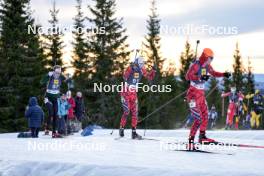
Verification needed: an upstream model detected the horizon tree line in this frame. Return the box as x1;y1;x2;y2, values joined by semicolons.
0;0;258;132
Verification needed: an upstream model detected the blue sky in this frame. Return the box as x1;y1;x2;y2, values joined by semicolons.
30;0;264;73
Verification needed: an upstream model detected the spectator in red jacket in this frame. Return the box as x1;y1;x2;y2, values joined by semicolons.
67;90;76;120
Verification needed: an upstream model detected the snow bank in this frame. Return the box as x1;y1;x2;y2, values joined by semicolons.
0;129;263;176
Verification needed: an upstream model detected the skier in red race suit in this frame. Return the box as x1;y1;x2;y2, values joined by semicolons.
119;57;156;139
185;48;231;150
221;87;244;129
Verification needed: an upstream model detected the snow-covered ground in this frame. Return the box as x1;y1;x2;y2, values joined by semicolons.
0;129;264;176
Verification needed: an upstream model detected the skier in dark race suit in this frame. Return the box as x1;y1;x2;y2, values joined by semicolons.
119;57;156;139
185;48;231;150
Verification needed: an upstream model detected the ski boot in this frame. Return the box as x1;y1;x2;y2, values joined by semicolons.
225;124;231;130
198;131;216;144
132;128;142;140
44;130;49;135
52;132;63;138
187;136;196;150
119;127;124;137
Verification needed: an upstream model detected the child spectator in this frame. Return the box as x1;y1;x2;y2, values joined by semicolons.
57;94;70;135
66;90;76;134
208;105;218;129
25;97;44;138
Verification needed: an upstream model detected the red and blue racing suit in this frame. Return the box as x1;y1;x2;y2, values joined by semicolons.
185;60;224;137
120;65;155;128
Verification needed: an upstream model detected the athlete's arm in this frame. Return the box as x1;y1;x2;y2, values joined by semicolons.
123;66;132;81
208;65;224;77
221;92;231;97
141;67;155;81
185;63;200;81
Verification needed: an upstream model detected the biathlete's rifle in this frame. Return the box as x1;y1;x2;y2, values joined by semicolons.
195;40;200;60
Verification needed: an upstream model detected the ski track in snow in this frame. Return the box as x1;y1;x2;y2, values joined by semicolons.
0;129;264;176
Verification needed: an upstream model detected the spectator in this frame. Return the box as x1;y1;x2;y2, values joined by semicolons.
40;65;72;138
208;105;218;129
57;94;70;135
243;113;251;129
66;90;76;134
25;97;44;138
75;91;85;121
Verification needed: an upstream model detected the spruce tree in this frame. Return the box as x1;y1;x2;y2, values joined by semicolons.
143;0;163;79
88;0;130;82
179;40;194;91
245;57;255;95
72;0;90;90
232;42;244;92
245;57;255;111
140;0;169;128
139;0;186;129
88;0;130;127
0;0;46;132
44;1;64;68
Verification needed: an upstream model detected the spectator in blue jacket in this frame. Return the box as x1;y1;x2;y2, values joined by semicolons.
25;97;44;138
57;94;70;135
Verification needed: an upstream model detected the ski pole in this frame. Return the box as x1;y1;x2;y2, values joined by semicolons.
110;116;119;135
195;40;200;60
144;119;147;136
206;84;219;98
139;84;216;125
138;90;187;123
110;129;114;135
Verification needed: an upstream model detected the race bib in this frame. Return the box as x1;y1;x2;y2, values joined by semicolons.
189;100;196;108
54;79;59;85
201;68;207;76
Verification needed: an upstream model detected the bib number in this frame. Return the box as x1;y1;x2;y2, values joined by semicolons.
132;72;140;84
52;79;60;89
132;79;138;84
201;68;207;76
189;100;196;108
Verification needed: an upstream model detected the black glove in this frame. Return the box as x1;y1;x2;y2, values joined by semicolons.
223;72;231;78
201;75;210;81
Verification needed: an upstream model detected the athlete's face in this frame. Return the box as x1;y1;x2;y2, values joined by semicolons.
205;57;213;66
